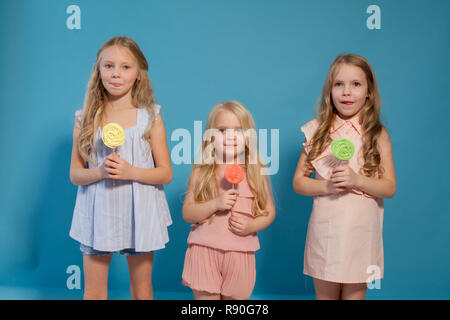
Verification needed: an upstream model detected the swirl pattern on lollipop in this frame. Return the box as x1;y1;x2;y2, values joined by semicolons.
225;164;245;185
102;123;125;149
331;138;355;161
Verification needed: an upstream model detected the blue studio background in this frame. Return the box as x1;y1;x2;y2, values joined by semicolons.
0;0;449;299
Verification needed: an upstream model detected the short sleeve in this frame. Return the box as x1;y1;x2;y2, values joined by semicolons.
300;118;336;179
139;105;162;131
154;104;161;117
74;109;82;123
300;119;319;155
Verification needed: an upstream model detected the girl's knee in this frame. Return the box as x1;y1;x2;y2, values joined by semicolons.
83;289;108;300
132;288;153;300
130;279;153;300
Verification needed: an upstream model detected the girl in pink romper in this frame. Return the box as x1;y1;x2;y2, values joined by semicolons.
293;54;396;300
182;100;276;300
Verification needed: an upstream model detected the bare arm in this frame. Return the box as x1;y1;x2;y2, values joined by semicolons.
351;128;396;198
182;168;238;224
246;194;276;233
69;121;104;186
182;168;219;224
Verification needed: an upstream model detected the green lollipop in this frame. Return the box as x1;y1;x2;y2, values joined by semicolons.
331;138;355;161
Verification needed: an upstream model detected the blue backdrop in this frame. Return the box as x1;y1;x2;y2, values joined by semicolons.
0;0;449;299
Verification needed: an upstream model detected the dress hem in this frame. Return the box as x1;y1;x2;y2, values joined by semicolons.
303;270;384;284
69;232;169;252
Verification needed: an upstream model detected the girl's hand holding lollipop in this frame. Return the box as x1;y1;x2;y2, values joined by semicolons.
104;153;135;181
329;138;359;192
196;165;245;226
101;123;125;185
225;164;253;234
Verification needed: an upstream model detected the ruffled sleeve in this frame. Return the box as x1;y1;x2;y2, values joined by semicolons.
140;104;161;129
75;109;82;123
300;119;319;155
301;118;338;180
154;104;161;117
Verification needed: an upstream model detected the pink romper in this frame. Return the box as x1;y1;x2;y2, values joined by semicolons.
302;114;384;283
182;170;259;299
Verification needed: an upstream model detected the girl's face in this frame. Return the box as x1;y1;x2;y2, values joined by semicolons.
331;63;369;120
213;110;246;164
99;45;141;99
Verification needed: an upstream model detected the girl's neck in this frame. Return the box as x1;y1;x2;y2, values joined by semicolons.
105;92;135;111
335;110;361;121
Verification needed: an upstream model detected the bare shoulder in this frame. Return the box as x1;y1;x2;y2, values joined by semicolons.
149;112;165;132
148;112;167;144
377;127;394;157
378;127;392;147
380;126;391;140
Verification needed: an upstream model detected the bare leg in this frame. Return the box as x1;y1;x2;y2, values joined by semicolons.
341;283;367;300
193;289;221;300
313;277;341;300
127;253;154;300
83;254;113;300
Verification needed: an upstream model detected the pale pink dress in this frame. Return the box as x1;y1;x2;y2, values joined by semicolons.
302;114;384;283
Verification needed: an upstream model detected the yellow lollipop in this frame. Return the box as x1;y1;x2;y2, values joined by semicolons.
101;123;125;186
102;123;125;149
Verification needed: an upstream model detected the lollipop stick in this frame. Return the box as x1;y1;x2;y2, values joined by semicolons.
101;122;125;187
112;148;116;186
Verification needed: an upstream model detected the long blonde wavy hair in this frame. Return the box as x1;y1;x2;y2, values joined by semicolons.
77;36;156;165
305;54;383;177
190;101;273;219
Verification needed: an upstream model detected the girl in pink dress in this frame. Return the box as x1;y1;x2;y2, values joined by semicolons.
182;100;276;300
293;54;396;300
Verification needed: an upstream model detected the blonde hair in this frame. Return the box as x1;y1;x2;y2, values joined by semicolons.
305;53;383;177
77;36;156;165
190;101;272;220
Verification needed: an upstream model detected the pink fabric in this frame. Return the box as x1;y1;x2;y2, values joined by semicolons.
182;244;256;299
186;169;260;252
301;114;384;283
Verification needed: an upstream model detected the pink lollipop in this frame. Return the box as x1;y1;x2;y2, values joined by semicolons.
225;164;244;187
